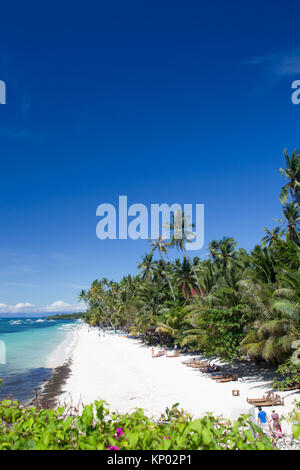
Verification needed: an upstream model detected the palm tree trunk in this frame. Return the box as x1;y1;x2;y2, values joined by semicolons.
183;247;204;298
97;299;115;329
159;251;176;301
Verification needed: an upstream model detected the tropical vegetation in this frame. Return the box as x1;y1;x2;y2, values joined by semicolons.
0;399;275;450
81;149;300;386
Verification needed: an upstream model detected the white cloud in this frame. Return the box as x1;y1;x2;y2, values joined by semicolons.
15;302;35;309
0;300;86;315
50;300;70;307
247;47;300;76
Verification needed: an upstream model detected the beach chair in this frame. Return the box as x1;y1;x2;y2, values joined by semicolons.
247;391;275;404
247;394;284;407
211;372;233;380
216;375;238;383
251;397;284;407
191;364;209;369
276;384;300;391
181;358;201;364
187;360;209;368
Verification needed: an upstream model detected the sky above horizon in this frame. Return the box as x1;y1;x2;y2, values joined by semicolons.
0;1;300;314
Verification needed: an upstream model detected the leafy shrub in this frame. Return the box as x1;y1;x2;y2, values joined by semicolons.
272;359;300;391
0;400;274;450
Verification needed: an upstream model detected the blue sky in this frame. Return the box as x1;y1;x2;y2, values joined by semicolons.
0;0;300;314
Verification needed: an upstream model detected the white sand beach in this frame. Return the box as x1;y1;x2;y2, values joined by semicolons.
59;324;299;430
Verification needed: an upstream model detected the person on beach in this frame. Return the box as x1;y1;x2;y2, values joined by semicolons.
271;410;282;438
257;407;270;435
151;347;155;357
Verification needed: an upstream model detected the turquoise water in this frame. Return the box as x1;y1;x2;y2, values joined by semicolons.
0;317;78;402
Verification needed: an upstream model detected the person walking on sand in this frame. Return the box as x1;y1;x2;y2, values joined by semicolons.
257;407;270;435
271;410;282;438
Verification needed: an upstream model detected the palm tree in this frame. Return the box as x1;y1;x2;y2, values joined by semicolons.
89;280;115;328
137;253;155;281
167;210;203;296
283;202;300;244
196;260;218;296
241;303;299;365
208;237;240;274
277;202;300;244
78;289;88;305
279;149;300;205
149;236;176;300
174;257;198;298
155;307;187;342
261;227;284;247
248;245;277;284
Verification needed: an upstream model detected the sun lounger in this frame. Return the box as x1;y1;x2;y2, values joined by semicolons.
275;384;300;391
247;394;284;407
198;365;217;371
186;361;209;368
181;359;201;364
247;392;275;404
189;364;209;369
216;376;238;383
251;398;284;407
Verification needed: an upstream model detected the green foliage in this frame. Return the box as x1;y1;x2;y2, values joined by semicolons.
291;402;300;440
46;313;85;320
185;304;246;361
0;400;275;450
80;149;300;366
272;358;300;390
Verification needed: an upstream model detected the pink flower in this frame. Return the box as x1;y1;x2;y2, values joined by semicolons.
108;445;120;450
114;427;124;440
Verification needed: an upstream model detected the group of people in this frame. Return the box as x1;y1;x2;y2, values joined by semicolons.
257;407;283;438
151;345;180;357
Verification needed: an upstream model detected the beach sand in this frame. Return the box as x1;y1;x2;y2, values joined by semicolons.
56;324;299;431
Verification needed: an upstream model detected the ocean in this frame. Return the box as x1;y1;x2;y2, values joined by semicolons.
0;317;79;403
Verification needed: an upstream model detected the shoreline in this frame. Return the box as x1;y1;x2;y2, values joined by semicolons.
37;360;73;408
55;325;299;430
28;324;80;408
